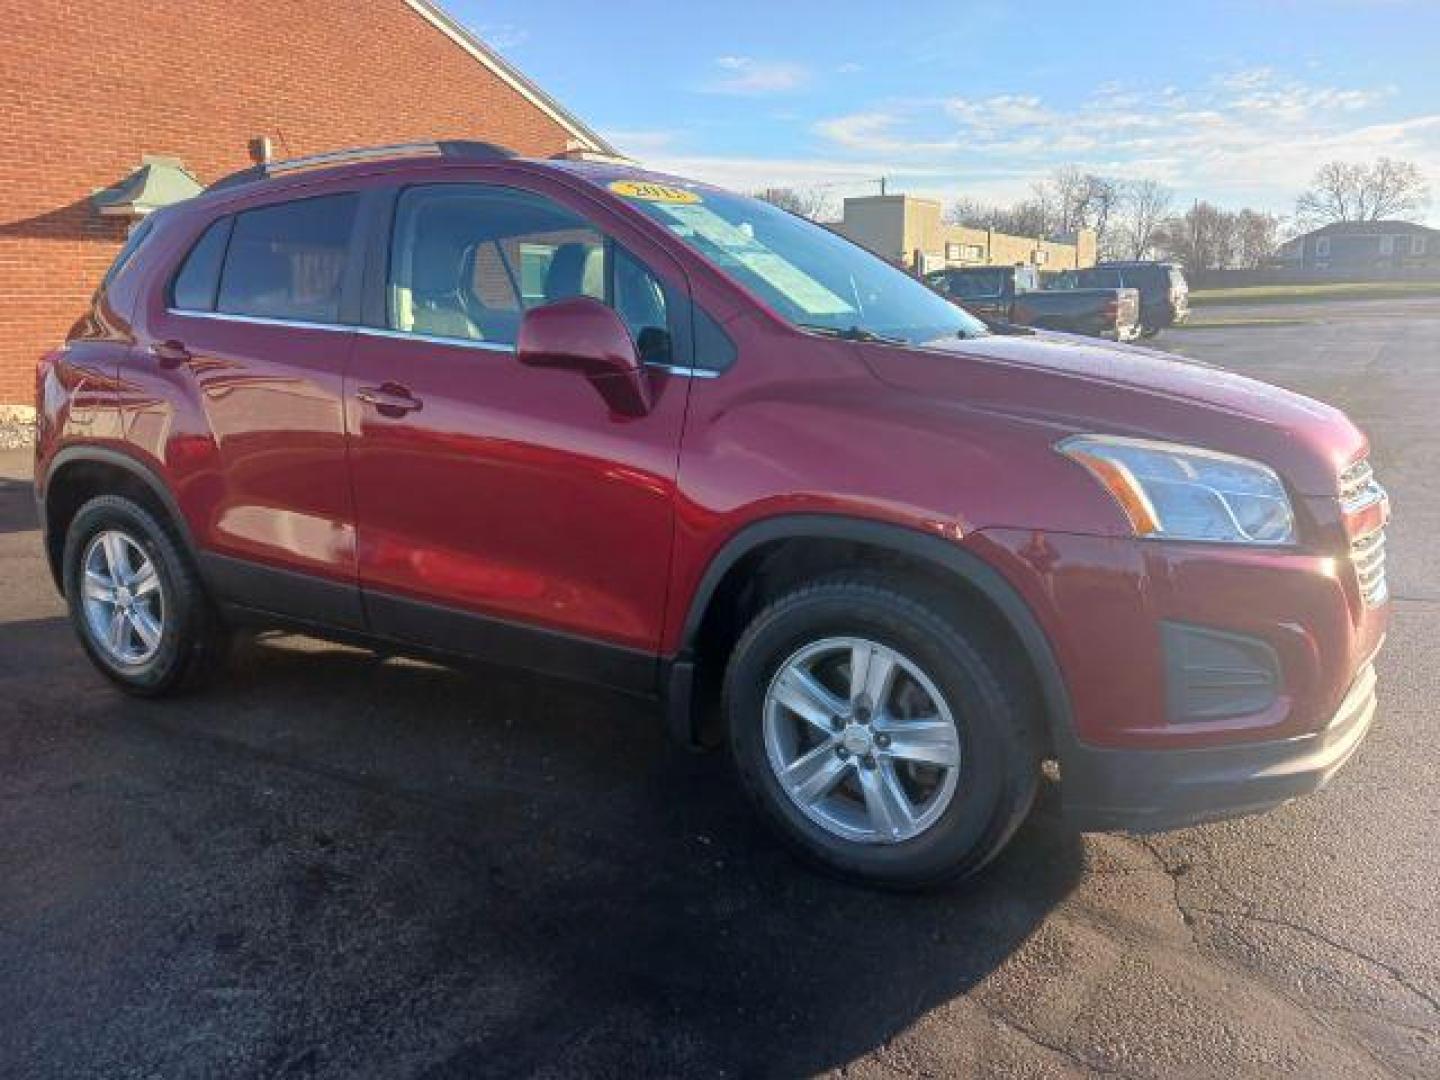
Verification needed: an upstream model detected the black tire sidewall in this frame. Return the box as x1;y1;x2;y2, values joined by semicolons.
726;582;1032;888
62;496;199;695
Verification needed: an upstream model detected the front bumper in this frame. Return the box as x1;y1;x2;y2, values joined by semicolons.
1061;656;1379;832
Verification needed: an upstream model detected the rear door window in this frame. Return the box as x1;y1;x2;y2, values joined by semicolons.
1078;268;1123;289
217;194;358;324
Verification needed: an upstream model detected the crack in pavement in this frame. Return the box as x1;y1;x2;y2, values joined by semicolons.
1134;836;1438;1019
973;998;1129;1078
1184;907;1440;1017
1123;833;1436;1076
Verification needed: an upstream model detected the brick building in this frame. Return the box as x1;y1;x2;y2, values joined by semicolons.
0;0;614;415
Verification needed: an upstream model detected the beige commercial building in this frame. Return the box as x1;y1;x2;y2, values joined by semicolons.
832;194;1096;274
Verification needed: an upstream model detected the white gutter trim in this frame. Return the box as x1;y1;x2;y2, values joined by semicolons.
403;0;614;155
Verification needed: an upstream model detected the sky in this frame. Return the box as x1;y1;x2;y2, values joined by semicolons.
449;0;1440;223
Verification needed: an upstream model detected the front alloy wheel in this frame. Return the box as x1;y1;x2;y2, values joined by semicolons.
726;576;1040;888
764;637;961;844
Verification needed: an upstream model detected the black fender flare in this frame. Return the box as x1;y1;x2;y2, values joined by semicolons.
40;446;199;588
668;513;1076;756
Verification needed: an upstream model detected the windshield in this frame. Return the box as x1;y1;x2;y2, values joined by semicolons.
609;181;988;344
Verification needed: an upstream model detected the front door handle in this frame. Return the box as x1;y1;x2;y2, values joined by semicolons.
357;382;423;417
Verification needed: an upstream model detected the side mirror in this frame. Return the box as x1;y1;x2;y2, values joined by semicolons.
517;297;652;417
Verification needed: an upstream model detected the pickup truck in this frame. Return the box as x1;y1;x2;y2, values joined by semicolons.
925;265;1140;342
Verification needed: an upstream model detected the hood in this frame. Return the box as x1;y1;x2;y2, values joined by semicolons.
861;331;1365;497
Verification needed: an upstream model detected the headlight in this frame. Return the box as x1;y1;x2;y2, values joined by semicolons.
1058;435;1295;545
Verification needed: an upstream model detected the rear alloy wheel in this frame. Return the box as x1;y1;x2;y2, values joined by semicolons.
63;494;228;696
726;576;1040;889
80;530;167;668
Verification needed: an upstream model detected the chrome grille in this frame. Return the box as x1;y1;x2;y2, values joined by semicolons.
1351;527;1388;607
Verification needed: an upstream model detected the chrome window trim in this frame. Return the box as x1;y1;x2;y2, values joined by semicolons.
167;308;353;334
354;325;513;353
164;308;719;373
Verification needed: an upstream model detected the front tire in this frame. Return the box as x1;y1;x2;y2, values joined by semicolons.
62;494;228;696
724;576;1040;889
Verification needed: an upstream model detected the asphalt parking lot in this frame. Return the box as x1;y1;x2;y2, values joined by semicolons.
2;298;1437;1078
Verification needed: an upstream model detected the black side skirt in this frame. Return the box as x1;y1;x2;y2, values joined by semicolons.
200;552;658;697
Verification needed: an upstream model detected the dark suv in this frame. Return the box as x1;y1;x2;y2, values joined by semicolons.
1077;261;1190;336
35;142;1388;887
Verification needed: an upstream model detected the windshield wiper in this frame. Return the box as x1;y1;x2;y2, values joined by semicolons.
797;323;908;345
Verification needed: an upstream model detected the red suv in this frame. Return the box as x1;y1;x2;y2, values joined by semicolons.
35;142;1389;887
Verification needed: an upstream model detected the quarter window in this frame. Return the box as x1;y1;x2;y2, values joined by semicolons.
216;194;358;324
170;217;232;311
388;184;673;362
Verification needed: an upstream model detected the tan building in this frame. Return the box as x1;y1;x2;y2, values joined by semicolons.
832;194;1096;274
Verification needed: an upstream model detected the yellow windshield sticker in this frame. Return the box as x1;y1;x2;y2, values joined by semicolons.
609;180;701;204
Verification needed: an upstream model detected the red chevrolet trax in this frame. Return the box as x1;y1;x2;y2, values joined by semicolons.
34;142;1389;887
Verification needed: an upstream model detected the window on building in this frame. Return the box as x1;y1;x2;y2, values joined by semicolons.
170;217;233;311
1379;235;1395;256
1315;236;1331;258
217;194;358;324
1032;250;1049;265
1412;235;1427;257
388;183;672;363
945;242;961;262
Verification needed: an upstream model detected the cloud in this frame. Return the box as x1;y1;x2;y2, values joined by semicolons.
477;23;528;51
601;129;678;156
813;111;961;155
701;56;810;95
805;68;1432;214
634;151;964;200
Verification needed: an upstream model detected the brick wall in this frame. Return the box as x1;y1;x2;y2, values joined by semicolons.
0;0;582;405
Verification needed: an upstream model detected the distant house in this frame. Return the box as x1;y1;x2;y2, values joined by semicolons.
1278;221;1440;271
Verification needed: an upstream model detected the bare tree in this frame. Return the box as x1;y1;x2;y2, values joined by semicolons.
945;195;1051;238
1234;209;1280;268
1296;158;1431;225
1119;179;1174;260
1155;202;1279;272
753;186;836;222
1082;174;1123;253
945;197;994;228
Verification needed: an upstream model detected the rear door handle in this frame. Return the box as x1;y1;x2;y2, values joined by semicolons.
357;382;423;417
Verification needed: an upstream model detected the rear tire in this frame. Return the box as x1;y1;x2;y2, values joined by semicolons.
724;575;1040;889
62;494;228;696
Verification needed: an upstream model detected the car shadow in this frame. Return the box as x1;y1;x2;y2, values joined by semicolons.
1;629;1085;1077
0;475;38;535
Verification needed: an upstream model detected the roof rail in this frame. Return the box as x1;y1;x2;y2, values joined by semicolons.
207;140;517;192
